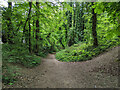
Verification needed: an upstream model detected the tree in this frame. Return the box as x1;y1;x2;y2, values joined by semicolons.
93;2;120;39
7;2;13;44
67;2;75;46
28;2;32;53
92;2;98;47
81;2;85;41
23;2;32;53
35;1;40;54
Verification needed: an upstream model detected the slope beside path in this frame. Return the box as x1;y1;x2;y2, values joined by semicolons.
3;46;119;88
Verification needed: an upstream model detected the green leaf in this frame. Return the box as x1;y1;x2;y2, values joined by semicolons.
9;83;13;85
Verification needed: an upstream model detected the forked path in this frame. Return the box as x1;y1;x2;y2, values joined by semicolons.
4;46;119;88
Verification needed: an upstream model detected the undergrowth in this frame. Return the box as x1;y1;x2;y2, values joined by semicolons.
56;38;120;62
2;43;41;85
2;44;41;67
2;42;61;85
2;65;20;85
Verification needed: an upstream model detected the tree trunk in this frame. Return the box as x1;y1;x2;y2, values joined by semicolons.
92;2;98;47
28;2;32;53
23;2;32;45
68;2;73;46
7;2;13;44
81;2;84;41
35;1;40;54
68;2;72;28
117;17;120;38
33;19;35;38
65;11;69;44
73;3;75;28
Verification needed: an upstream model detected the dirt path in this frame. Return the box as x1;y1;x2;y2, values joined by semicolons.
3;46;119;88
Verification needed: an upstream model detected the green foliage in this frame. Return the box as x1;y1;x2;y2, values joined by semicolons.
93;2;120;37
56;38;120;62
2;1;120;85
2;43;41;85
2;43;41;68
2;65;20;85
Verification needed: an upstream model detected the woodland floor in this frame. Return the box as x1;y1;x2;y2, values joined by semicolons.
3;46;120;88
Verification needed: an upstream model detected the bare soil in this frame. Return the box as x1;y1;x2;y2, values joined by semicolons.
3;46;120;88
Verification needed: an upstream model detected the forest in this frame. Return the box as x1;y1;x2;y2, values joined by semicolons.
1;1;120;88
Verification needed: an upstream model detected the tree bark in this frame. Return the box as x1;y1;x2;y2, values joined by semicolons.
35;1;40;54
81;2;84;41
7;2;13;44
68;2;73;46
23;2;32;45
92;2;98;47
117;17;120;38
28;2;32;53
68;2;72;28
73;3;75;28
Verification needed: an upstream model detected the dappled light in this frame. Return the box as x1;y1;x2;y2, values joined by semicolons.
1;1;120;88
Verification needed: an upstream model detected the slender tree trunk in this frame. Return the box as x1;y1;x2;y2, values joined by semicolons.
28;2;32;53
2;11;7;43
68;2;73;46
75;2;79;38
68;2;72;28
65;11;69;43
92;2;98;47
23;2;32;45
23;2;32;52
35;1;40;54
73;3;75;28
75;2;78;30
78;2;84;41
33;19;35;38
7;2;13;44
81;2;84;41
117;17;120;38
72;2;76;44
63;3;67;44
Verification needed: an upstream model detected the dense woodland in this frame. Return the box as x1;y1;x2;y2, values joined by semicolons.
1;1;120;85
